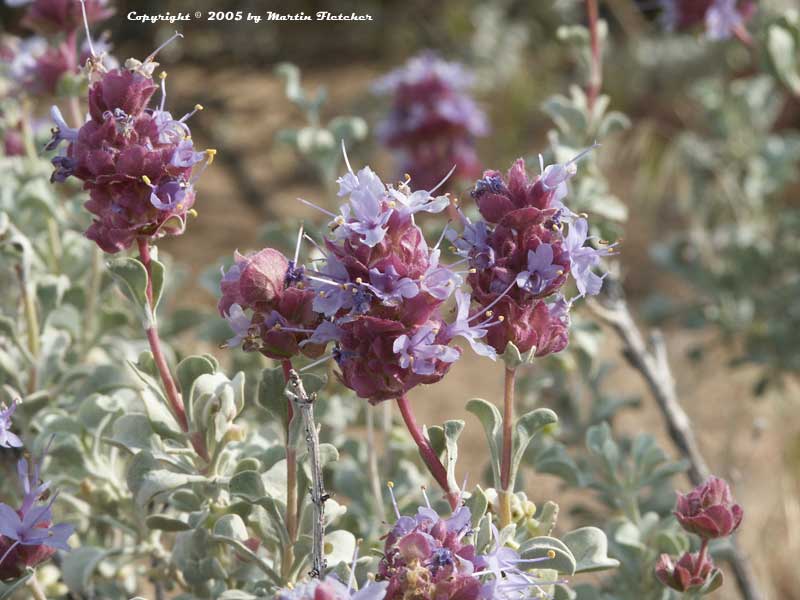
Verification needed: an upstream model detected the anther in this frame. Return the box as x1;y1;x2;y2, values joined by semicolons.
141;175;152;185
205;148;217;165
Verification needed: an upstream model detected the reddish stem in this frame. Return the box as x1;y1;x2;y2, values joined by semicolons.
695;539;709;578
396;394;457;509
137;238;188;433
586;0;603;112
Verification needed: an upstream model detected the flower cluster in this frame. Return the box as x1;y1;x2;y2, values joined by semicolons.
659;0;755;40
0;441;73;580
377;488;556;599
9;0;113;36
48;33;214;252
655;476;743;593
450;153;614;356
374;52;488;192
222;150;612;402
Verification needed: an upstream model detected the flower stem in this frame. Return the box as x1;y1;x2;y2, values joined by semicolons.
136;238;188;433
396;394;457;509
586;0;603;113
366;406;387;523
499;367;516;527
83;246;103;349
16;264;39;394
28;572;47;600
281;359;298;579
695;539;709;578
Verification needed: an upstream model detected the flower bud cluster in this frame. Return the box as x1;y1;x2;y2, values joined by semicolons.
655;476;743;594
374;52;488;191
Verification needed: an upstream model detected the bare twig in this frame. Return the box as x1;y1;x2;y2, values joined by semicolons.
285;370;327;578
588;289;762;600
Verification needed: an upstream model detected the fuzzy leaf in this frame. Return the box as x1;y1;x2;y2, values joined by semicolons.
107;257;150;320
466;398;502;488
258;366;289;429
62;546;110;595
230;470;267;501
213;514;249;541
518;536;577;575
146;514;191;532
510;408;558;486
562;527;620;573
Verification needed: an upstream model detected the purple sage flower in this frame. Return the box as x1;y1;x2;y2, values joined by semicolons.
515;244;563;295
0;453;73;580
0;403;22;449
445;290;497;360
393;323;460;376
563;218;614;298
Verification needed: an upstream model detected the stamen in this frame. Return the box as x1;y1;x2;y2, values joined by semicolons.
79;0;95;58
297;197;338;219
433;222;451;251
566;141;600;167
341;139;354;175
159;71;167;111
429;164;458;195
141;175;152;186
347;540;362;592
467;279;516;323
145;31;184;64
421;485;431;509
303;233;328;256
387;481;401;519
299;353;333;372
179;104;204;123
294;223;305;264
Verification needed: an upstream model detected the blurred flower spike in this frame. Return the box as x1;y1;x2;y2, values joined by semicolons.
374;52;488;192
